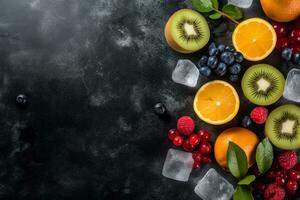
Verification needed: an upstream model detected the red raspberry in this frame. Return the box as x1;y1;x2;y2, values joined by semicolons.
182;139;195;152
197;129;211;142
189;134;200;145
278;151;298;170
264;183;285;200
168;129;179;141
275;177;286;186
172;136;183;146
250;107;268;124
192;151;202;162
177;116;195;135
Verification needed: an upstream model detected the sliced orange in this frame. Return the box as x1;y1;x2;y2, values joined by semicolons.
193;80;240;125
232;18;277;61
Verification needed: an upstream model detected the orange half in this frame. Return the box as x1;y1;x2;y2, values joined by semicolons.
232;18;277;61
194;80;240;125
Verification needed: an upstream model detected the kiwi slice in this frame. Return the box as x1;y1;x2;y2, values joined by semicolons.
164;9;210;53
241;64;285;105
265;104;300;150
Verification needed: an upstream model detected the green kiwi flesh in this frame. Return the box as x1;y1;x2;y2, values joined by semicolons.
241;64;285;105
265;104;300;150
170;9;210;51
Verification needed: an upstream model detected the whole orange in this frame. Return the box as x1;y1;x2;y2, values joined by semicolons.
214;127;260;168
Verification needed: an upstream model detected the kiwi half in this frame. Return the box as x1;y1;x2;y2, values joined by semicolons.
241;64;285;105
265;104;300;150
164;9;210;53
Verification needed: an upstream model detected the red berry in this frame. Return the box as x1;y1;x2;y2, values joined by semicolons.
192;151;202;162
275;177;286;186
250;107;268;124
289;170;300;181
189;134;200;145
199;142;212;155
172;136;183;146
272;22;288;38
168;129;179;141
193;161;201;170
289;29;300;44
177;116;195;135
286;180;298;194
264;183;285;200
197;129;211;142
276;37;289;49
182;139;195;152
291;45;300;53
278;151;298;170
202;156;211;164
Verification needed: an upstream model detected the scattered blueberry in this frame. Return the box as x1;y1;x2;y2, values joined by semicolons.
242;116;252;128
233;52;244;63
215;62;227;76
197;56;208;67
281;48;293;61
220;52;235;65
225;45;235;52
217;44;226;52
293;53;300;65
16;94;28;106
207;56;218;69
153;103;166;116
208;42;216;51
199;66;212;77
229;74;239;82
209;48;219;56
229;63;241;74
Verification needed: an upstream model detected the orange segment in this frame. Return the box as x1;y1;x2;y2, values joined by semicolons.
193;80;240;125
232;18;277;61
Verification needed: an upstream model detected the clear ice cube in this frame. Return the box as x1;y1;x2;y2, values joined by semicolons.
194;168;234;200
283;68;300;102
162;148;193;182
172;59;199;87
228;0;253;8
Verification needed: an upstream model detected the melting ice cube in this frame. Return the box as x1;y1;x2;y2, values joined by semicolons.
228;0;253;8
172;59;199;87
283;68;300;102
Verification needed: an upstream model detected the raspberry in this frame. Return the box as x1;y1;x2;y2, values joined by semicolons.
177;116;195;135
250;107;268;124
278;151;298;170
264;183;285;200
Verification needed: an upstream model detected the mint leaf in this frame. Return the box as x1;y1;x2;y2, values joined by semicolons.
238;175;256;185
191;0;214;12
209;12;221;19
227;142;248;179
222;4;243;20
234;186;253;200
211;0;219;9
256;138;273;174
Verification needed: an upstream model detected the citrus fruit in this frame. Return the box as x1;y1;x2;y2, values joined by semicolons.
214;127;260;168
260;0;300;22
193;80;240;125
232;18;277;61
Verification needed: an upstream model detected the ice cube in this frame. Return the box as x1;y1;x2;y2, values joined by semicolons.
228;0;253;8
172;59;199;87
162;148;193;182
283;68;300;102
194;168;234;200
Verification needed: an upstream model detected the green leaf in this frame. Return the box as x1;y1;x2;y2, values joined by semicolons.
211;0;219;9
234;186;254;200
209;12;221;19
256;138;273;174
222;4;243;20
191;0;214;12
227;141;248;179
238;175;256;185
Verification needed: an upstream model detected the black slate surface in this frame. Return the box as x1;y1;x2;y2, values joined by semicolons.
0;0;299;199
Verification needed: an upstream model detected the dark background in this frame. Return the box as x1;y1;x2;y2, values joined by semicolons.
0;0;298;199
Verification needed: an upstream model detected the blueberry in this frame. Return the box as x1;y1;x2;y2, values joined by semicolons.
199;66;212;77
229;63;241;74
281;48;292;61
153;103;166;116
220;52;235;65
215;62;227;76
293;53;300;65
209;48;219;56
16;94;28;106
225;45;235;52
217;44;226;52
242;116;252;128
207;56;218;69
233;52;244;63
208;42;216;51
197;55;208;67
229;74;239;82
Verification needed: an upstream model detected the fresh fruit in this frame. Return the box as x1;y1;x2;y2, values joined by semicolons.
229;63;241;75
229;75;239;82
294;53;300;65
189;134;200;145
193;80;240;125
182;139;195;152
173;135;183;146
199;142;212;155
265;104;300;150
220;52;234;65
233;52;244;63
199;66;212;77
214;127;260;168
281;48;293;61
242;116;252;128
153;103;167;116
197;129;211;142
272;22;288;38
241;64;285;106
215;62;227;76
217;44;226;52
201;156;211;164
207;56;218;69
177;116;195;135
275;177;286;186
286;180;298;194
232;18;277;61
250;107;269;124
197;55;208;67
263;183;285;200
278;151;298;170
164;9;210;53
289;170;300;181
193;161;201;170
192;151;202;162
168;129;179;141
276;37;289;49
260;0;300;22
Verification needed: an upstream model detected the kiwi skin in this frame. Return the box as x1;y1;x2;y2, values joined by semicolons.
265;104;300;150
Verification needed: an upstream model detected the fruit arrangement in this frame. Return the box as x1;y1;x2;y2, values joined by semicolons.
161;0;300;199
